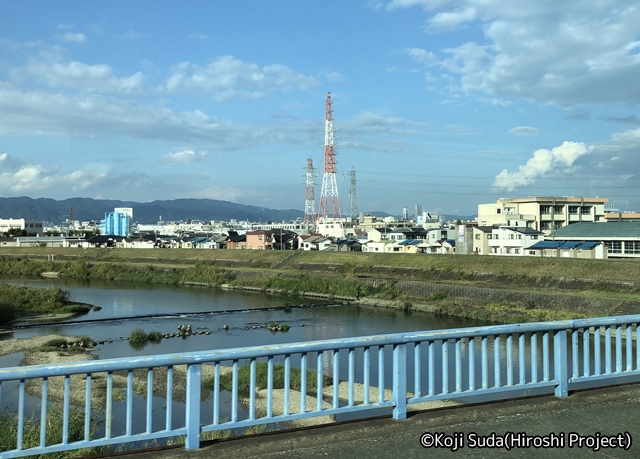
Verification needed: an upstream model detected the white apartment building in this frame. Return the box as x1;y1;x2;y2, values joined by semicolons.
487;220;544;256
478;197;607;234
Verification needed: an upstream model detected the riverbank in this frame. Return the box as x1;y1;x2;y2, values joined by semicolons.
1;249;640;324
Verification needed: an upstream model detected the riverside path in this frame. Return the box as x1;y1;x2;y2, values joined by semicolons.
115;383;640;459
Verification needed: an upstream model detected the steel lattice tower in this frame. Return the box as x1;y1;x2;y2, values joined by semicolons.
348;167;358;220
304;157;316;222
318;92;342;222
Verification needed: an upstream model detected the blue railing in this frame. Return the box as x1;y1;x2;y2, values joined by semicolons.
2;315;640;457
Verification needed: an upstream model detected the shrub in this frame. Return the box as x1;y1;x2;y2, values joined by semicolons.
128;328;148;345
39;338;70;351
147;331;163;343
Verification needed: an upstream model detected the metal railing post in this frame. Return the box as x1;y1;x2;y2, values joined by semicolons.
554;330;569;397
185;364;202;449
393;343;407;420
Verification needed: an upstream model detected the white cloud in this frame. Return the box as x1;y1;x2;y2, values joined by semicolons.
426;8;476;32
0;86;316;149
13;60;145;94
165;56;318;101
493;141;592;192
491;98;511;106
0;164;105;194
509;126;539;137
58;32;86;43
392;1;640;106
405;48;438;65
161;149;207;163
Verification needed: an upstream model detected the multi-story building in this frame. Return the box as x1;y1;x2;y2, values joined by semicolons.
548;222;640;258
245;230;274;250
478;196;607;234
103;211;131;236
0;218;44;236
487;220;544;256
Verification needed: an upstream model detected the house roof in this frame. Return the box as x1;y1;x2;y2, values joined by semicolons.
398;239;427;246
528;240;601;250
501;226;544;235
474;226;495;233
335;239;361;246
226;231;246;242
302;236;329;244
551;222;640;238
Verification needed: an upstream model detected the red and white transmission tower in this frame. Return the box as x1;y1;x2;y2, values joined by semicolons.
304;157;316;222
317;92;342;222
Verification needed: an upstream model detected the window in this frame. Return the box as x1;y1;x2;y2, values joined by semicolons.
517;234;522;239
569;206;579;214
487;234;492;239
604;241;622;254
541;205;551;215
529;251;536;255
258;235;263;240
497;209;501;214
393;247;401;252
553;205;563;214
531;235;538;240
506;248;512;254
509;234;514;239
581;206;592;215
475;234;480;240
625;241;640;254
515;248;520;254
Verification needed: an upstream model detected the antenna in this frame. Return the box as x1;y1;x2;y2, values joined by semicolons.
317;92;342;222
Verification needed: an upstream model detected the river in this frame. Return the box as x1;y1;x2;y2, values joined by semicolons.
0;277;491;361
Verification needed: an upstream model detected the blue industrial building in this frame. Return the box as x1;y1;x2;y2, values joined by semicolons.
102;211;131;236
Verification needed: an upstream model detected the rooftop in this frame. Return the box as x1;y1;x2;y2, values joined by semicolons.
551;222;640;238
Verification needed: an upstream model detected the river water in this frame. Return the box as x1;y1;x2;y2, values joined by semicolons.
0;277;490;361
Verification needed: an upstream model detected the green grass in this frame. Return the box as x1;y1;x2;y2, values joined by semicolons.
0;407;105;458
205;361;333;393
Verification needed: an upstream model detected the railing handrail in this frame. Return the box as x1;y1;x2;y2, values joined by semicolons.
3;314;640;458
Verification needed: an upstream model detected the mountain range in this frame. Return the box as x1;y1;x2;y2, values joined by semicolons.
0;197;305;224
0;197;474;225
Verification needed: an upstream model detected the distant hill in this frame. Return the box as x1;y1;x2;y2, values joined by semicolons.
0;197;304;224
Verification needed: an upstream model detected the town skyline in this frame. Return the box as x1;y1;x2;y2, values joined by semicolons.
1;1;639;215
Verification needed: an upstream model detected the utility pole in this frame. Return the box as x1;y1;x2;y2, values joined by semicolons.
348;167;358;221
304;158;316;223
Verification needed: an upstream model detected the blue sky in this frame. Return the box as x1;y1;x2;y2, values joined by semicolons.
1;1;639;216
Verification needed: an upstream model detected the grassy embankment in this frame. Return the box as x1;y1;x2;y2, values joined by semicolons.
0;283;94;325
2;247;640;323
